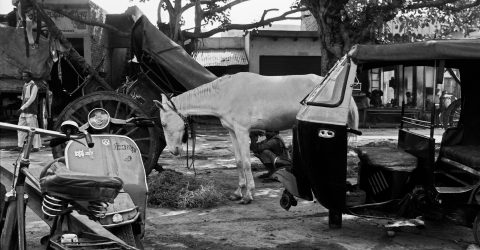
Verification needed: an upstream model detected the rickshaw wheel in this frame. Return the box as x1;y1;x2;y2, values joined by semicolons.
473;212;480;245
442;99;461;128
53;91;165;175
280;189;297;211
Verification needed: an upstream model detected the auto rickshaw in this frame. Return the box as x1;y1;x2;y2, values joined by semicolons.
275;39;480;244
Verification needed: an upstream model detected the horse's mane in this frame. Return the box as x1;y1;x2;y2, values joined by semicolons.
173;74;233;111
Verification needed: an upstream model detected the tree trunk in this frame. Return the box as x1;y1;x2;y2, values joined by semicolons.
30;0;111;90
303;0;351;75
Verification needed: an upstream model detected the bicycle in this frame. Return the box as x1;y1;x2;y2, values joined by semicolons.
0;121;91;249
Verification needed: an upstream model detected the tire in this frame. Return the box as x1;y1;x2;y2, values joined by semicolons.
52;91;165;175
0;200;18;250
109;224;136;247
442;99;461;128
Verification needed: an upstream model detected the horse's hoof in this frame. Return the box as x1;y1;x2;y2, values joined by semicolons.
228;194;242;201
238;198;252;205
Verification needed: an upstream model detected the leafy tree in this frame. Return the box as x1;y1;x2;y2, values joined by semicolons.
299;0;480;74
45;0;306;45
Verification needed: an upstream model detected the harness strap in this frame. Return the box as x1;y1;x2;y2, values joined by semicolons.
167;97;197;176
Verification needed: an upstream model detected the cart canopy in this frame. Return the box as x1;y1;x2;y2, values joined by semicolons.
131;15;217;92
0;26;52;80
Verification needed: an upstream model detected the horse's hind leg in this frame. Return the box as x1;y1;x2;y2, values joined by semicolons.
235;129;255;204
226;129;245;201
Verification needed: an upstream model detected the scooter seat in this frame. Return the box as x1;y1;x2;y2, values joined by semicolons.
357;146;417;172
40;161;123;203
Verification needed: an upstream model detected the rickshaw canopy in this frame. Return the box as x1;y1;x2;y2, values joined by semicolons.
349;39;480;65
349;39;480;144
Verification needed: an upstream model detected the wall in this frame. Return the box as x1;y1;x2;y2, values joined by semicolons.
43;0;106;68
246;31;322;74
196;37;244;49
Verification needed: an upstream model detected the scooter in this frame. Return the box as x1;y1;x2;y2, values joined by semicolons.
0;107;149;249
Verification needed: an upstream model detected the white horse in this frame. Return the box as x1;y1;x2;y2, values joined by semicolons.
154;72;358;204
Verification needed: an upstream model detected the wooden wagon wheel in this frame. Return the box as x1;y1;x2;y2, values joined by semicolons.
442;99;461;129
53;91;164;175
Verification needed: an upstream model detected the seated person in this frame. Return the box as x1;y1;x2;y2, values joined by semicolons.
250;130;291;179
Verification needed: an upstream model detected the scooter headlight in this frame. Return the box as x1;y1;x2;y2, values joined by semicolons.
88;108;110;130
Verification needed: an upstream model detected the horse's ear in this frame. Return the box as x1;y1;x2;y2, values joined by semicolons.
160;93;168;103
153;100;165;111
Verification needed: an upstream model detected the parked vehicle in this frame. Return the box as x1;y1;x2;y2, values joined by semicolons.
0;107;149;249
275;40;480;244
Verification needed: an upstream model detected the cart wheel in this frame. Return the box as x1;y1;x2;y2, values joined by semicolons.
280;189;297;211
53;91;165;175
442;99;461;128
473;212;480;245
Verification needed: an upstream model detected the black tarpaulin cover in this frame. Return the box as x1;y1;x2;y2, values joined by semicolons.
349;39;480;63
131;15;217;90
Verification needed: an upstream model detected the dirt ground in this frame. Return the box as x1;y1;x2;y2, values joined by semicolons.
2;124;479;249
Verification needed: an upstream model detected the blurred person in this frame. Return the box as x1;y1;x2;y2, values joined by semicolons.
17;70;42;151
250;130;291;181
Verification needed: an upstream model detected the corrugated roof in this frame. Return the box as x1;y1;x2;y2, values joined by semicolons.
192;49;248;67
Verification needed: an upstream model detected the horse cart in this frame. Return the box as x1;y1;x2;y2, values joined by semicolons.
50;14;217;175
0;12;216;249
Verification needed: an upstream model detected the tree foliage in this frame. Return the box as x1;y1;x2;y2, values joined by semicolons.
299;0;480;73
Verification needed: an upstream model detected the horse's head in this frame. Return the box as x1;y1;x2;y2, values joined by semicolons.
154;94;187;156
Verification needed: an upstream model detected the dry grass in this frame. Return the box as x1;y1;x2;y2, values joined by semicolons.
147;169;226;209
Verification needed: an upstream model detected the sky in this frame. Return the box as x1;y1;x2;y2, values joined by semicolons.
0;0;300;30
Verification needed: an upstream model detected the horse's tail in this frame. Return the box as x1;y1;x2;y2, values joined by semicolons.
347;96;359;148
348;96;359;130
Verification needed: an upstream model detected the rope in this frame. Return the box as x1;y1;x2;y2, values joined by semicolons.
185;117;197;176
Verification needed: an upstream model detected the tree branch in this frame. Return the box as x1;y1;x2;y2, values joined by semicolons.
261;8;279;22
164;0;175;13
444;0;480;11
204;0;249;16
406;0;458;9
183;7;307;39
43;7;130;37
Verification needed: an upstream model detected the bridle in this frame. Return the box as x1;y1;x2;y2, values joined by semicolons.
166;98;197;174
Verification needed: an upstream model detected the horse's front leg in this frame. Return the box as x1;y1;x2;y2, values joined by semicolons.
226;129;245;201
235;129;255;204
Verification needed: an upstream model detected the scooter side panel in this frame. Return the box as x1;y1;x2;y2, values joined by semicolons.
65;135;148;228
